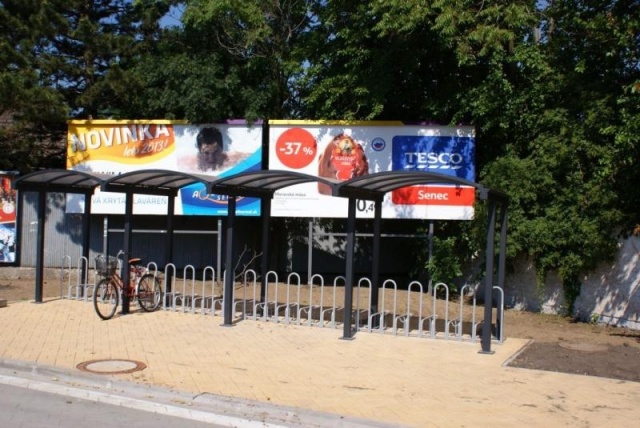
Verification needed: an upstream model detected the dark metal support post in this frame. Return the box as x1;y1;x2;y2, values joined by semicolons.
217;219;222;282
428;221;434;277
341;198;357;340
260;197;270;303
480;201;496;354
164;193;175;293
80;192;92;295
121;192;133;314
370;199;382;325
496;203;508;341
223;196;236;326
34;191;46;303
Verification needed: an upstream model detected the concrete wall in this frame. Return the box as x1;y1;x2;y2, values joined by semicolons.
503;236;640;329
503;257;566;314
574;237;640;329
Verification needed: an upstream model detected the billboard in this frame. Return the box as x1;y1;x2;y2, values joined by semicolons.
67;120;263;216
268;121;476;220
0;171;18;263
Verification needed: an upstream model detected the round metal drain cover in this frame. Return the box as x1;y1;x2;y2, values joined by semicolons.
76;359;146;375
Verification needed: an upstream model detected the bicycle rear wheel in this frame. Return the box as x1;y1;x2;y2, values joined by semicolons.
93;278;119;320
137;274;162;312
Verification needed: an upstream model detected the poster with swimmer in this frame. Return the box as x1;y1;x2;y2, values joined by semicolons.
66;120;262;216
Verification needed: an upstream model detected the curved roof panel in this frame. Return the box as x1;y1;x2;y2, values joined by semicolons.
208;170;339;198
13;169;109;194
101;169;211;196
334;170;507;202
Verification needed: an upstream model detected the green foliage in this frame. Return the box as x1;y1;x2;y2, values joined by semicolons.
408;222;480;294
0;0;146;169
425;236;464;293
176;0;313;120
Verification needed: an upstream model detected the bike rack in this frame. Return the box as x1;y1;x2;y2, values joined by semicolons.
368;279;397;334
394;281;424;337
320;276;342;329
59;252;505;345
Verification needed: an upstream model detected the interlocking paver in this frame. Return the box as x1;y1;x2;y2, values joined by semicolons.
1;299;638;427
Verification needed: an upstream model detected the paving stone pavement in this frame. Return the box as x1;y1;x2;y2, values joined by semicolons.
0;299;638;427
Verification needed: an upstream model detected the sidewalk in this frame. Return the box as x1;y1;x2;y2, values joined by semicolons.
1;299;638;427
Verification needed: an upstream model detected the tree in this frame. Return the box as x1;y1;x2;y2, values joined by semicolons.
477;0;639;311
0;0;145;170
168;0;315;121
296;0;638;312
297;0;461;120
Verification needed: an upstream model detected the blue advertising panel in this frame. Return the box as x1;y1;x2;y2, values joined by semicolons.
391;136;475;180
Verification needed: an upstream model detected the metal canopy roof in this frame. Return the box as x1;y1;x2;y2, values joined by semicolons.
12;168;342;199
208;170;339;198
334;170;508;202
13;168;508;204
101;169;211;197
13;169;111;195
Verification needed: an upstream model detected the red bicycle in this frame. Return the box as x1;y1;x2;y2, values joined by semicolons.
93;250;162;320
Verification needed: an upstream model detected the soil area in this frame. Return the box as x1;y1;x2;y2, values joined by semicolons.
2;276;640;383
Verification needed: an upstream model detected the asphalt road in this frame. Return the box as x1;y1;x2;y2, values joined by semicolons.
0;383;223;428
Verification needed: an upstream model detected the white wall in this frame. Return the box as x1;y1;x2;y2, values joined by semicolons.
503;236;640;329
574;236;640;329
503;255;566;314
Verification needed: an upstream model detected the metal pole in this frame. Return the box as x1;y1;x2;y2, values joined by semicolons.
370;199;382;325
496;203;508;341
164;193;175;293
307;218;313;284
222;196;236;326
341;198;357;340
80;192;92;295
480;201;496;354
217;219;222;282
34;192;46;304
103;216;108;255
121;192;133;314
260;197;270;302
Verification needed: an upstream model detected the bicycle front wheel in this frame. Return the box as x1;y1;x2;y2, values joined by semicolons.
137;274;162;312
93;278;119;320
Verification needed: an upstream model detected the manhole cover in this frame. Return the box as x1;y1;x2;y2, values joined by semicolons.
76;359;146;375
558;342;608;353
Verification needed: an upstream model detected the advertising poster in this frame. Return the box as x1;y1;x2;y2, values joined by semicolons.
268;121;476;220
0;172;18;263
67;120;262;216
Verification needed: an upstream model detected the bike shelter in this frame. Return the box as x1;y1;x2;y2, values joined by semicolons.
14;168;507;353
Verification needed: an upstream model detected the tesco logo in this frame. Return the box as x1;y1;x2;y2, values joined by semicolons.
403;152;464;170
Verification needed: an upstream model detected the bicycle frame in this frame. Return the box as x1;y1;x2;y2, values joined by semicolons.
108;250;148;297
107;268;145;298
94;250;162;320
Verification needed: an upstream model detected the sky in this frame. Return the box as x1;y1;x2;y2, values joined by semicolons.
159;4;184;28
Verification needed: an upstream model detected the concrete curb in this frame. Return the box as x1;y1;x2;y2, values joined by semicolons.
0;359;402;428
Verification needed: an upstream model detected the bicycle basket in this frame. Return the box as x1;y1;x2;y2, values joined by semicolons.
95;255;118;276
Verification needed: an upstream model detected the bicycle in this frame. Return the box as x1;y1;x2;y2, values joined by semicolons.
93;250;163;320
